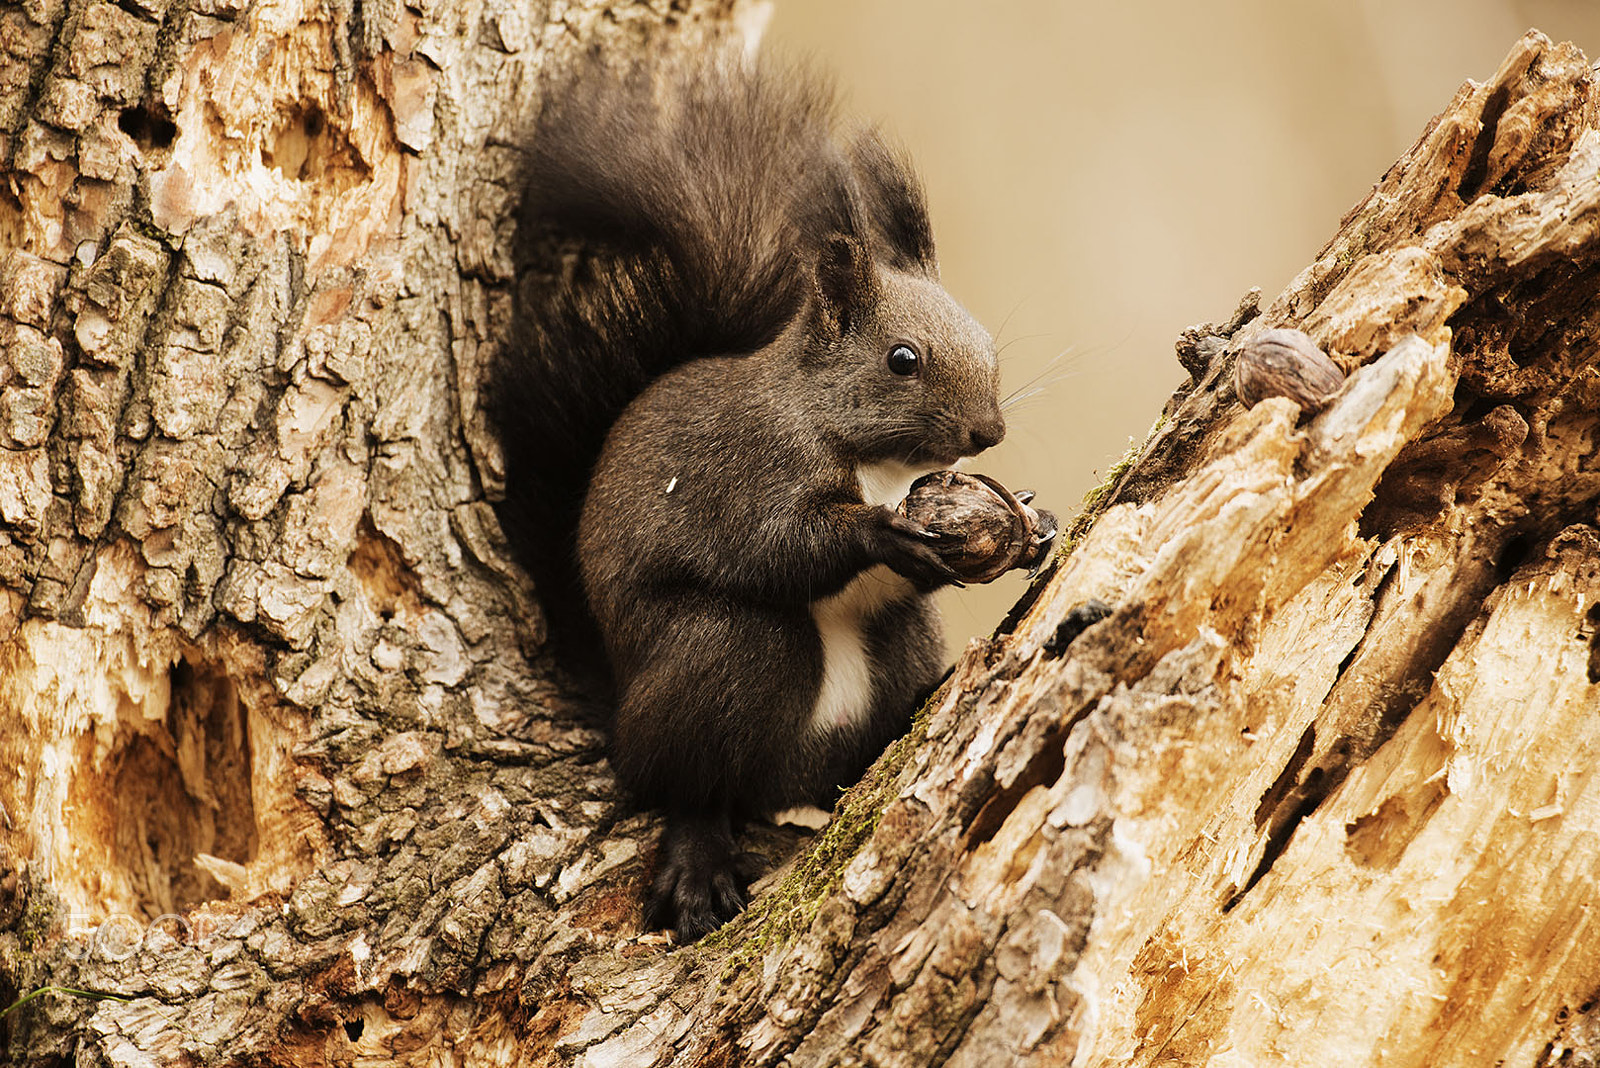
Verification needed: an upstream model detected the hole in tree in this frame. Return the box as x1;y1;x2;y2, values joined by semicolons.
1453;389;1505;426
349;520;423;624
1458;81;1512;200
69;654;258;919
1495;532;1536;582
1254;724;1315;829
260;103;360;183
1587;604;1600;685
344;1018;364;1042
117;104;178;151
1227;766;1329;913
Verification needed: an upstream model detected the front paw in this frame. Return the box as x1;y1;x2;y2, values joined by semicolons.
868;507;965;590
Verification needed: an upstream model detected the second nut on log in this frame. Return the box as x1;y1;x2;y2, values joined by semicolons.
897;471;1058;584
1233;327;1347;414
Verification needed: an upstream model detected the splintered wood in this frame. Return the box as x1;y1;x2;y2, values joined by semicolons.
932;30;1600;1068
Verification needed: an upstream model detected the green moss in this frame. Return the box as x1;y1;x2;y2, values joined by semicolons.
128;215;181;252
708;694;936;964
17;898;54;954
1066;412;1164;545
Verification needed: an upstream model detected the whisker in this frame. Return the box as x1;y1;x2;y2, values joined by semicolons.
994;332;1049;364
1000;387;1076;415
1002;368;1079;407
1000;386;1049;412
1002;349;1079;408
991;299;1027;346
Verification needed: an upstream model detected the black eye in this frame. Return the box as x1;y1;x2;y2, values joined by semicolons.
887;343;920;376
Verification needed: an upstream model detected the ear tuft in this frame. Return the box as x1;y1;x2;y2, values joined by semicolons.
849;129;938;275
815;235;878;333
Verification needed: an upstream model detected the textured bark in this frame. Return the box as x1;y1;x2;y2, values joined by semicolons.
2;5;1599;1067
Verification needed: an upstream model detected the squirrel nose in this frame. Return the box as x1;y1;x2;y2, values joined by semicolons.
967;414;1005;454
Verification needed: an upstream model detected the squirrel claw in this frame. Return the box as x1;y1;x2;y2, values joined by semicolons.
873;507;967;590
1023;524;1059;578
931;556;966;589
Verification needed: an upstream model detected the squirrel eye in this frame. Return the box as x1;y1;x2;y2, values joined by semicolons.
887;343;921;376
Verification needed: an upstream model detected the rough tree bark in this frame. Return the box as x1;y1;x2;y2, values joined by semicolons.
1;0;1598;1063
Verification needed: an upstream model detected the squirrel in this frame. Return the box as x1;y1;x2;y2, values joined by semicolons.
491;53;1005;941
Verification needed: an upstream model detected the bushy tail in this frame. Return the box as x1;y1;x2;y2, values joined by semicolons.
507;56;845;459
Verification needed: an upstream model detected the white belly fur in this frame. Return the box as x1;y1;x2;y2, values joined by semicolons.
855;459;942;512
806;460;943;736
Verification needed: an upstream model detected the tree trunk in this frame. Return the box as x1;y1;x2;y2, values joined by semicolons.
1;1;1598;1064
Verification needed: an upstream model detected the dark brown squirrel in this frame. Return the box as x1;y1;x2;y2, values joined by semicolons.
491;53;1004;941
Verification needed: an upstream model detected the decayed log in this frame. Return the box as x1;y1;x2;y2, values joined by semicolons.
1;0;1599;1063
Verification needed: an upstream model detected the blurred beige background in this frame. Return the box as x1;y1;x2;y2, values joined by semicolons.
768;0;1600;651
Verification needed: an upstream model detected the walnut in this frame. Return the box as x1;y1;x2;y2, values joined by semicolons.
897;471;1057;584
1234;328;1347;413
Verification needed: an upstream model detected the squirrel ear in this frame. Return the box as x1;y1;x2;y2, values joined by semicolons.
815;235;878;334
